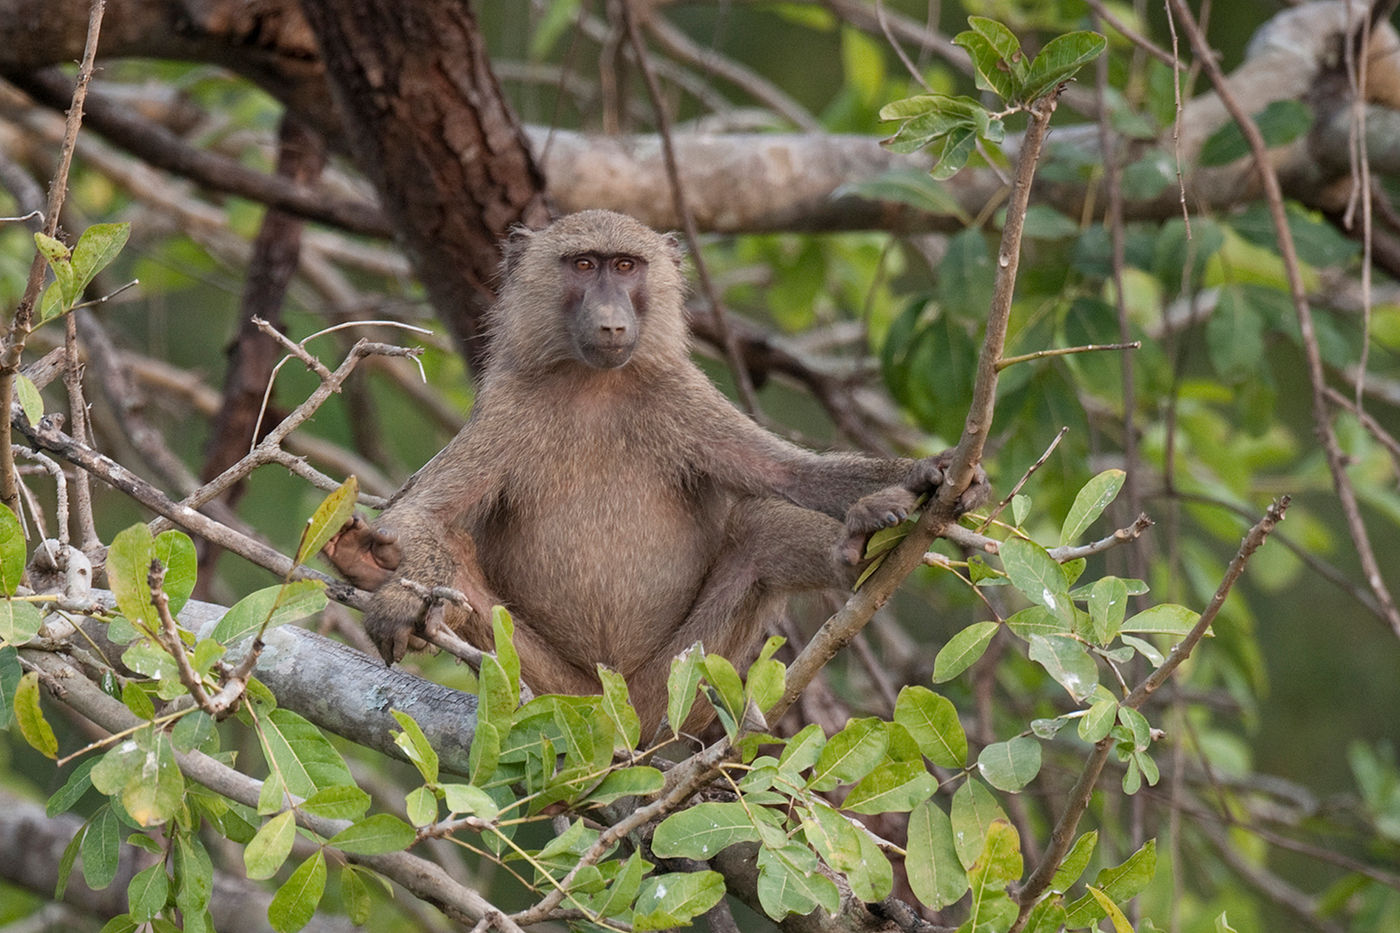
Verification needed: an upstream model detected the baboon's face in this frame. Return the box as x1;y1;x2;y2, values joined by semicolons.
559;250;648;369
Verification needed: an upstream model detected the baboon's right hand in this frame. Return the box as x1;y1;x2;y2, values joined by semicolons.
362;582;430;665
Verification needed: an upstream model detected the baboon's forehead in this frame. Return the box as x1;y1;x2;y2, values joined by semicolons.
539;210;662;257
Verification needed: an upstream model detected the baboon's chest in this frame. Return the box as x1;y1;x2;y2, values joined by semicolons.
477;417;723;664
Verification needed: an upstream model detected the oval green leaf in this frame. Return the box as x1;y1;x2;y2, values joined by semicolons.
328;814;416;856
976;736;1043;792
268;851;326;933
894;685;967;767
1060;470;1126;545
907;798;969;909
933;621;999;683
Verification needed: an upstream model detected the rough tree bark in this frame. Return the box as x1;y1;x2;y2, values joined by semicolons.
295;0;551;374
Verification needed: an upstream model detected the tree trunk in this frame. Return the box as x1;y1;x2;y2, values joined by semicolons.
296;0;551;374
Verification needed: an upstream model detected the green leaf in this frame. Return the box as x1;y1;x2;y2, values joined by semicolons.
969;818;1023;891
340;866;371;925
491;606;522;701
1050;830;1098;893
300;785;372;821
92;726;183;826
328;813;416;855
127;860;169;922
1011;494;1030;527
56;821;84;898
1028;634;1098;702
843;759;937;814
173;833;214;928
295;476;358;566
1060;470;1126;545
245;810;297;880
1088;886;1134;933
0;507;23;596
1086;577;1129;645
391;709;440;784
1200;100;1312;167
1208;286;1266;382
443;783;500;820
268;851;326;933
701;653;745;728
0;646;19;728
1002;538;1073;627
1006;605;1068;641
810;717;888;789
122;680;155;720
933;620;999;683
951;778;1006;869
81;805;122;890
778;722;826;775
745;637;786;715
13;373;42;425
468;720;500;786
977;737;1043;792
153;531;198;616
16;670;58;758
46;758;97;816
260;708;354;798
405;786;436;826
1064;840;1157;928
0;599;43;645
652;801;763;859
597;666;641;750
70;222;131;297
1022;31;1108;103
802;798;862;873
665;642;703;735
954;18;1025;101
931;126;980;180
107;524;159;632
1121;603;1199;637
582;765;665;805
593;850;648;918
632;870;726;931
211;580;328;645
34;232;76;308
906;798;969;908
1080;693;1118;743
894;685;967;767
756;844;841;919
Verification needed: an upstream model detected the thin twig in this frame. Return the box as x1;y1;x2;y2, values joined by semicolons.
995;341;1140;371
977;427;1069;531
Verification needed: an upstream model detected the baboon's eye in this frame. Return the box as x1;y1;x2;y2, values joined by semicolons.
572;256;595;272
614;257;635;273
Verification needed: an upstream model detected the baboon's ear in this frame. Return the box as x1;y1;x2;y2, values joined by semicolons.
660;231;686;269
501;224;536;278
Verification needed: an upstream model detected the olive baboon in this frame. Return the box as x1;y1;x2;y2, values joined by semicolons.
326;210;987;731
